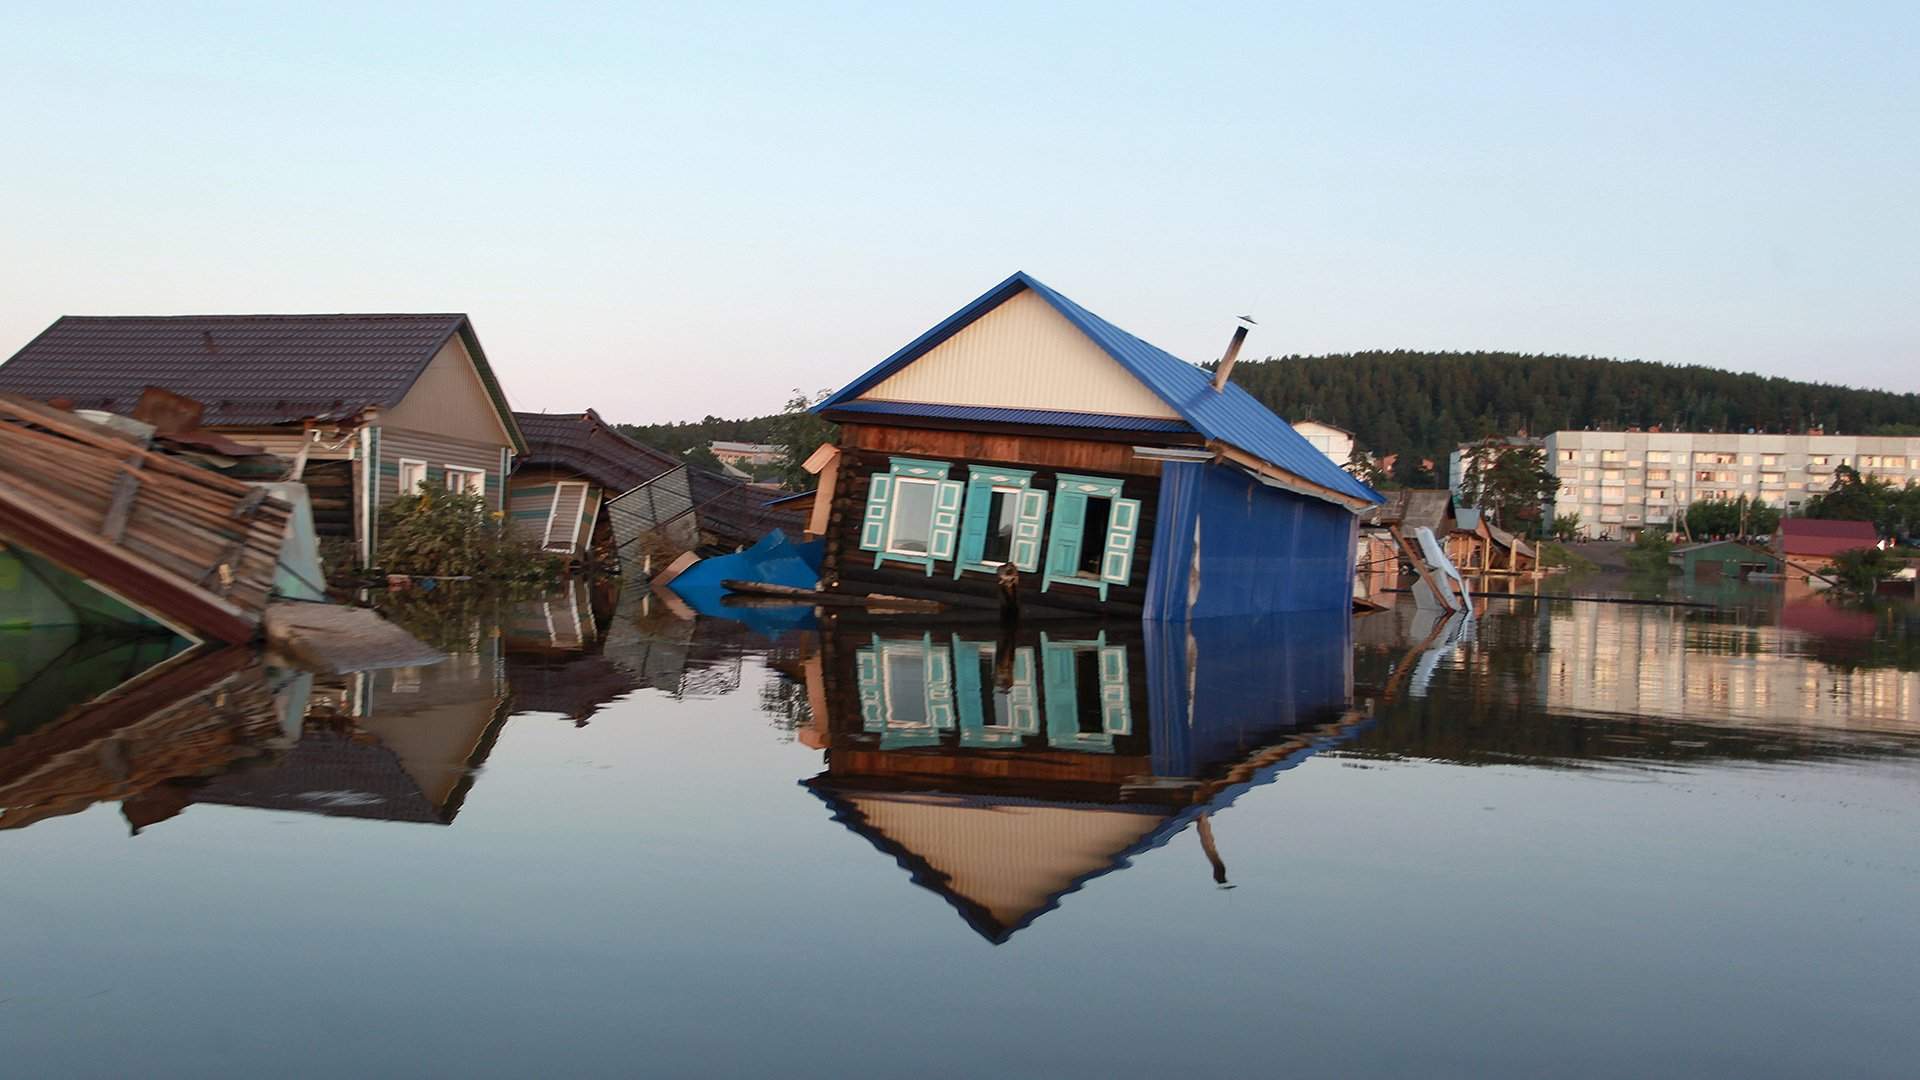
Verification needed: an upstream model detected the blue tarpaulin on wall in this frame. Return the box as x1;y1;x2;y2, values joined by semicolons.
1143;462;1358;620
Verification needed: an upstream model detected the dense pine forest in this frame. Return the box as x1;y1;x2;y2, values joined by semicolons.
619;353;1920;485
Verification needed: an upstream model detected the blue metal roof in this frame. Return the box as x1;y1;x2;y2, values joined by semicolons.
826;399;1194;433
819;271;1382;505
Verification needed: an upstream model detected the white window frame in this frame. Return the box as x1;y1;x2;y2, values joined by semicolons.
397;458;428;495
444;465;486;497
884;476;941;557
977;484;1027;567
544;479;591;552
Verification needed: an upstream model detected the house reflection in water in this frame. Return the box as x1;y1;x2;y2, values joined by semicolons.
797;612;1366;943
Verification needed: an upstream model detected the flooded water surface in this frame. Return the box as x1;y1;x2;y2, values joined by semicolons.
3;586;1918;1077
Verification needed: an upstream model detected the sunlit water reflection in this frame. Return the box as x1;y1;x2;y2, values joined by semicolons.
2;586;1916;1077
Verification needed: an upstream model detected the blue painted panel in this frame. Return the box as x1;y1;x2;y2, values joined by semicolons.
1144;462;1358;620
1145;610;1354;780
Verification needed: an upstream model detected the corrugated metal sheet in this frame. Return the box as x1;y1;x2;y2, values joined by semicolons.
828;399;1193;432
819;272;1383;506
1144;461;1358;619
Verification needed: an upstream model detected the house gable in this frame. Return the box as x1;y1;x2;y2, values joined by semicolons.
381;336;517;448
860;288;1182;421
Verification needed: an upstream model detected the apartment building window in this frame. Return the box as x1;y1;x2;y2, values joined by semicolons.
1584;453;1596;463
1741;455;1754;465
1558;449;1577;462
1695;470;1714;483
1740;474;1753;484
1810;455;1832;466
1647;451;1670;463
1761;454;1780;466
1600;450;1626;463
1582;487;1598;499
1647;469;1670;482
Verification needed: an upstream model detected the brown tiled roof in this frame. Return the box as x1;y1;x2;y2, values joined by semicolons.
0;315;524;451
512;409;806;546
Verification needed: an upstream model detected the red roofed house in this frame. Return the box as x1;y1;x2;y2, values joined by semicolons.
1776;518;1880;570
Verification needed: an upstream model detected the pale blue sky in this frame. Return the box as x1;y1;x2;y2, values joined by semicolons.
3;2;1915;422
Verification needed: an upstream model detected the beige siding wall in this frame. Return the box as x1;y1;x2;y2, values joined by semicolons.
379;427;509;512
861;288;1181;419
380;337;517;447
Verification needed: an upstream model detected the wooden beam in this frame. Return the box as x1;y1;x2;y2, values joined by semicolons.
1212;443;1374;512
0;487;258;644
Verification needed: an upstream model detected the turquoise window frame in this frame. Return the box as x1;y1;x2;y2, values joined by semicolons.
1041;473;1143;599
855;633;956;748
858;457;963;574
951;637;1040;747
952;465;1043;579
1039;632;1132;753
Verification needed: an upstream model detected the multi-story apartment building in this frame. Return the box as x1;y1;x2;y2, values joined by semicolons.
1535;431;1920;538
1290;420;1355;468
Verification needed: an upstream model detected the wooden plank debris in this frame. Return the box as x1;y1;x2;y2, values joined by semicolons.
0;394;293;643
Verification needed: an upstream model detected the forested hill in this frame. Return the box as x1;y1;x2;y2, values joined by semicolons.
616;352;1920;485
1230;351;1920;481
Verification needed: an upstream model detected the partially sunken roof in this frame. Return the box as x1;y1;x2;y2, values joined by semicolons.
819;272;1382;506
513;409;805;546
0;313;524;451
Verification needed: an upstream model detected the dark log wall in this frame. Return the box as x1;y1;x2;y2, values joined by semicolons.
812;621;1155;800
823;424;1165;619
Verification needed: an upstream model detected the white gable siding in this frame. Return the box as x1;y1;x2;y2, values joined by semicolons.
861;289;1182;420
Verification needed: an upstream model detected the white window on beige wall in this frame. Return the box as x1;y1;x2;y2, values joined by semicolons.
398;459;427;495
445;465;485;497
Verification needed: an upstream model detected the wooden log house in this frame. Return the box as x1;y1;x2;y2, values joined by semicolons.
810;273;1383;620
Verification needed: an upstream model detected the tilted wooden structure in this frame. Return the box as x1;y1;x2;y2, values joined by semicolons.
0;395;292;643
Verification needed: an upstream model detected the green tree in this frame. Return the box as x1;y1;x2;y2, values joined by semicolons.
762;388;838;490
1828;546;1901;596
1551;512;1582;541
1457;441;1557;530
1343;445;1390;489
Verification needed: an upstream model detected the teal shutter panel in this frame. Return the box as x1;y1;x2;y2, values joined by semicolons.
927;479;964;561
1099;644;1131;735
925;641;956;728
856;644;884;730
1044;491;1086;584
954;477;995;571
1011;489;1049;572
1007;647;1039;732
1100;496;1143;586
1040;639;1077;747
859;474;892;551
952;638;985;736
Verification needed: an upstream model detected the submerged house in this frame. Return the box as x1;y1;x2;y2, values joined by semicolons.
0;314;525;564
811;272;1382;620
798;613;1366;943
510;409;805;566
1776;518;1880;572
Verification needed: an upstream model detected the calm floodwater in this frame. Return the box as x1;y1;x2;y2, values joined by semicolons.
3;583;1918;1077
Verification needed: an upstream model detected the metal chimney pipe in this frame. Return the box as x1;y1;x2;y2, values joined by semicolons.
1212;324;1250;391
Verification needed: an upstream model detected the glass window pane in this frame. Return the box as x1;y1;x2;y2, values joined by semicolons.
888;479;936;554
983;489;1018;563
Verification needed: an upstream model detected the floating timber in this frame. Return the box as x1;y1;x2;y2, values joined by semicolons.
0;395;292;644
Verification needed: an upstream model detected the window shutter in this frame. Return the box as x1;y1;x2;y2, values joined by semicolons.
1040;640;1078;747
859;474;892;551
1099;644;1131;735
1007;647;1039;732
928;479;964;561
1044;490;1086;585
953;476;995;572
1100;496;1143;586
925;641;956;729
856;645;884;730
1011;489;1049;572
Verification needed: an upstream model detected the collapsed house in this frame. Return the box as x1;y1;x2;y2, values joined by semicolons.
0;314;526;565
806;272;1382;620
509;409;805;570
